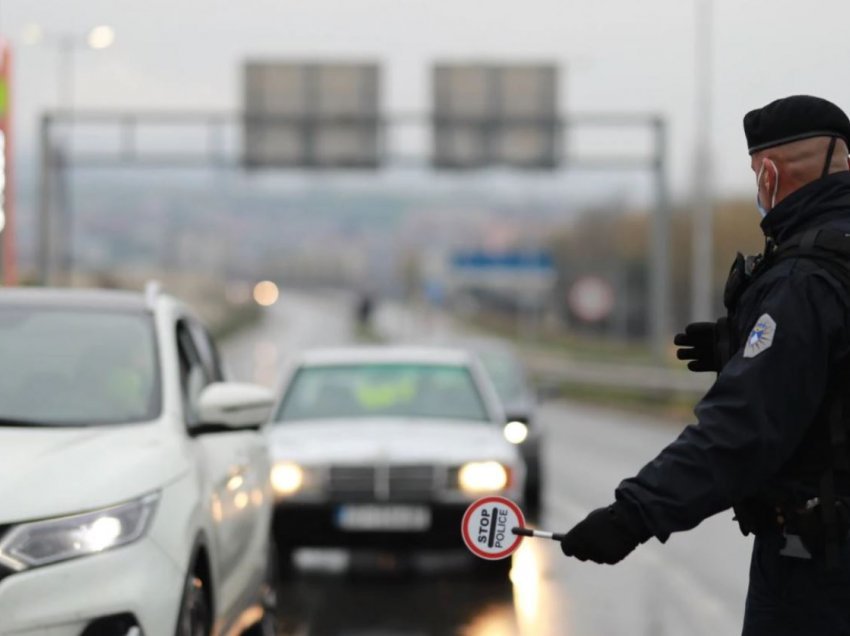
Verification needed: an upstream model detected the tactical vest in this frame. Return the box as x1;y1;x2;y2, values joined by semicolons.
721;228;850;565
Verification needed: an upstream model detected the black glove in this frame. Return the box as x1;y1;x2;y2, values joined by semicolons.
560;502;650;565
674;319;730;373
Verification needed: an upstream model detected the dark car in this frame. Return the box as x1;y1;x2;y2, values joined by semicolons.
473;344;544;514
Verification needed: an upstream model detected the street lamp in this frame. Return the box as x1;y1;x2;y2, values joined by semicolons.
20;23;44;47
21;23;116;110
87;26;116;51
23;23;115;286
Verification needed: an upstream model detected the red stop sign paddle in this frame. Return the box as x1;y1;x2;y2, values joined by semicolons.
461;496;526;560
461;496;568;560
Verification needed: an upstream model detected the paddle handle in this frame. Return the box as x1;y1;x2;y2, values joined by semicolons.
512;527;566;542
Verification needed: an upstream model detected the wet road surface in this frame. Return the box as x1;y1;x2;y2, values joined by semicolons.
223;291;751;635
277;572;517;635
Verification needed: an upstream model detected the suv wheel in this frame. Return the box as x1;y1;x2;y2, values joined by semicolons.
176;573;212;636
244;543;280;636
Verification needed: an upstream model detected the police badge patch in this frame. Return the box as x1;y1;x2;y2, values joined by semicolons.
744;314;777;358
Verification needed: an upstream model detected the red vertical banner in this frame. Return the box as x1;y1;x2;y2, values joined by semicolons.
0;38;15;285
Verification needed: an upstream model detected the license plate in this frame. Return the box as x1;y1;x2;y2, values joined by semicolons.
335;505;432;532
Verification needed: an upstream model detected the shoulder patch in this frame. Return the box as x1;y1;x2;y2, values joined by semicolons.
744;314;777;359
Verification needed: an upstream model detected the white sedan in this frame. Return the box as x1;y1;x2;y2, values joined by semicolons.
0;286;276;635
267;346;525;577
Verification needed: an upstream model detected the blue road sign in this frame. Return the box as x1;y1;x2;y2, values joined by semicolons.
451;251;554;272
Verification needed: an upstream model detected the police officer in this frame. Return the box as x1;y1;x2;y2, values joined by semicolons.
559;95;850;635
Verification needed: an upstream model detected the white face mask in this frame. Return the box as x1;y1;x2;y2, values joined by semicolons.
755;194;768;219
756;160;779;218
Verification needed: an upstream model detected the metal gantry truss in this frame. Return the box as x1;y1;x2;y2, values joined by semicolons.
38;109;671;360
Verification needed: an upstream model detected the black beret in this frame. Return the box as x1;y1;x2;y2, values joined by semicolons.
744;95;850;155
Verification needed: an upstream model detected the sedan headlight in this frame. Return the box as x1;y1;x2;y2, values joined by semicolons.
503;421;529;445
271;461;305;496
458;461;510;494
0;493;159;572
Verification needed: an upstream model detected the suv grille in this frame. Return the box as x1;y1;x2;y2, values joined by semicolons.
328;465;439;502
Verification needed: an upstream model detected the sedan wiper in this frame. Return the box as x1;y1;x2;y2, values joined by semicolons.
0;417;55;428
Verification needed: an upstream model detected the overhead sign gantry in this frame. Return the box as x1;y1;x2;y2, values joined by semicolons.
36;58;671;360
433;63;559;169
243;61;381;169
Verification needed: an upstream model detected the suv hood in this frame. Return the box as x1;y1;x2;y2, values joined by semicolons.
0;422;188;523
268;418;520;466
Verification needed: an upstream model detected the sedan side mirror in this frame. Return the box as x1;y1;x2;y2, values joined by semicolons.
197;382;275;430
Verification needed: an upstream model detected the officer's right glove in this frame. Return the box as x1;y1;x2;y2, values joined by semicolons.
560;502;650;565
674;319;730;373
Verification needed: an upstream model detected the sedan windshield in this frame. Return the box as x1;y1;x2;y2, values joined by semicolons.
0;306;161;426
276;363;490;423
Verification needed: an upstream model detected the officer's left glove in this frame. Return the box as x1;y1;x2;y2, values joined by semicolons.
674;319;731;373
560;502;650;565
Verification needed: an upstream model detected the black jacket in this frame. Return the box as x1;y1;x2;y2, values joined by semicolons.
616;171;850;541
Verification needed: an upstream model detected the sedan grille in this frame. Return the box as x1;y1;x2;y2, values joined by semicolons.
328;466;376;501
328;465;439;502
388;465;436;501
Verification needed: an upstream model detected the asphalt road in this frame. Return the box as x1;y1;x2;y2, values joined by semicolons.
222;291;752;636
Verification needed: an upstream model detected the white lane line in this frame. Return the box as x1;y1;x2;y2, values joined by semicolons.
547;496;739;636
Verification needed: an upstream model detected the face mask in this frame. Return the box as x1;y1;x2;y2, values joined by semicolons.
756;194;768;218
755;160;779;218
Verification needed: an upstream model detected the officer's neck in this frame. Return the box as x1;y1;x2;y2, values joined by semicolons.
760;171;850;243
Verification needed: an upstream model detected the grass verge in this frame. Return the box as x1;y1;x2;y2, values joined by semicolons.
463;313;661;366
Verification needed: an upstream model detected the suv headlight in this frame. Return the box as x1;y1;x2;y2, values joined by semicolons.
271;461;305;496
458;461;510;494
0;493;159;572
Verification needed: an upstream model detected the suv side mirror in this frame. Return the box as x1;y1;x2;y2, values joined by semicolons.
197;382;275;430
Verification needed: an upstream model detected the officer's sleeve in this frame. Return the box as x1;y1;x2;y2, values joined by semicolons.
615;271;847;541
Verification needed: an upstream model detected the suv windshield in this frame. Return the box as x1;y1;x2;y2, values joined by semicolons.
276;363;490;423
0;306;161;426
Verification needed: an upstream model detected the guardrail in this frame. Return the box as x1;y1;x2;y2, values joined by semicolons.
524;351;713;395
376;301;714;396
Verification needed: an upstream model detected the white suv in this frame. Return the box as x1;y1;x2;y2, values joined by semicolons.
0;286;276;635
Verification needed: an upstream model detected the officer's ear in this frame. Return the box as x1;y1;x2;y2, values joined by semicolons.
757;158;770;191
759;158;780;192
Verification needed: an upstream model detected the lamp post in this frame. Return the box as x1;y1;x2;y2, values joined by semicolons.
23;23;115;111
24;23;115;285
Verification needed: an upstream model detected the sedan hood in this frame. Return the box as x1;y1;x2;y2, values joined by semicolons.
0;422;188;523
268;418;520;465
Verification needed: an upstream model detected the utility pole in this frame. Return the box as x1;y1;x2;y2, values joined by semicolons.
652;118;672;362
38;114;53;285
691;0;715;321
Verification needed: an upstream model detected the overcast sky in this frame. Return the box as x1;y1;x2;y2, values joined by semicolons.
2;0;849;200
